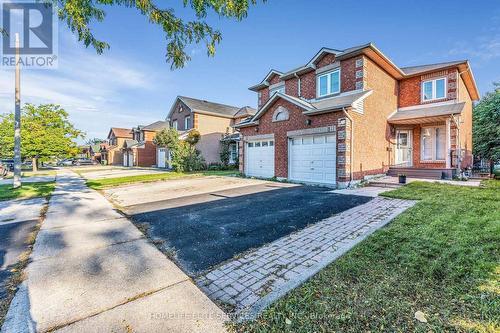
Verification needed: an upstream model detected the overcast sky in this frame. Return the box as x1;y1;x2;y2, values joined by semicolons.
1;0;499;142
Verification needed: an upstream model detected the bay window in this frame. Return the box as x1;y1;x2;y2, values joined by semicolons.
421;126;446;161
422;78;446;101
317;69;340;97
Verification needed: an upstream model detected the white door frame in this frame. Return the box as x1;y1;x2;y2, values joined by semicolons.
395;129;413;167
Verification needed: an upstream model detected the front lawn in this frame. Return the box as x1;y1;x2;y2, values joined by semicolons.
0;182;55;201
232;181;500;332
86;170;240;190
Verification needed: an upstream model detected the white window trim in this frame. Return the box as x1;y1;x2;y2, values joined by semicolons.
184;116;190;130
316;69;341;98
421;77;447;102
172;120;178;130
420;125;446;162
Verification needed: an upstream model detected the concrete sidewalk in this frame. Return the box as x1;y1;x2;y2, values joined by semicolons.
1;171;226;333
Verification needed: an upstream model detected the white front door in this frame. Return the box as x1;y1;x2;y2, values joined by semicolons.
128;152;134;167
395;130;412;167
157;148;166;168
245;139;275;178
123;152;128;166
289;134;336;185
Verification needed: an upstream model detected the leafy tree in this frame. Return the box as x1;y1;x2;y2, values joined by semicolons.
48;0;262;69
153;128;205;171
153;128;180;149
0;104;84;171
473;83;500;165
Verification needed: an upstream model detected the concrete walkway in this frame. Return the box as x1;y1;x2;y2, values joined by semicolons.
1;171;226;333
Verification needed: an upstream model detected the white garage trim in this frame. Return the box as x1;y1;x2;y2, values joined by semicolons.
288;133;336;185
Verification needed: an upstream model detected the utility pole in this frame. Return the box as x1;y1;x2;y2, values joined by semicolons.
13;33;21;188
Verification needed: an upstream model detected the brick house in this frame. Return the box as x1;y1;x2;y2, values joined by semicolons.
234;43;479;188
122;121;169;167
101;128;133;165
163;96;255;166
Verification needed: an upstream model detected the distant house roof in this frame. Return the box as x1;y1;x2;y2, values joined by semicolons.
123;139;139;148
388;102;465;124
233;106;257;118
142;120;169;131
109;127;133;139
167;96;254;120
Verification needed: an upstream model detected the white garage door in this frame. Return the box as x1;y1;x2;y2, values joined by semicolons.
289;134;336;185
246;139;275;178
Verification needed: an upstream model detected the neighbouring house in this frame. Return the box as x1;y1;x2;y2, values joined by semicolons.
163;96;255;166
101;128;133;165
234;43;479;187
122;120;169;167
89;143;107;163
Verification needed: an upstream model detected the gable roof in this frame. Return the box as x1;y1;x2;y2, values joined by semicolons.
236;90;373;128
108;127;133;139
248;70;283;91
167;96;251;120
142;120;169;131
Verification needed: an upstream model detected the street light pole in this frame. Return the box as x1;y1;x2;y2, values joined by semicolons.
13;33;21;188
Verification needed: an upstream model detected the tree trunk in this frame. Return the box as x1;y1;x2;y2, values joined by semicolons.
32;157;38;172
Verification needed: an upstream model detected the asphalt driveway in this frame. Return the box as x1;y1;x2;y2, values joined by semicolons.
127;180;372;275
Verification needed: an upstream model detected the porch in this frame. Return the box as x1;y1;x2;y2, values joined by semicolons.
387;102;465;179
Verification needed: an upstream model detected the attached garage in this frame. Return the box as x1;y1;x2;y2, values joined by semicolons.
289;134;336;185
245;139;275;178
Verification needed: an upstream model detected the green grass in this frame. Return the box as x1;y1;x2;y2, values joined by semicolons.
0;182;55;201
3;170;56;179
86;170;240;190
232;181;500;333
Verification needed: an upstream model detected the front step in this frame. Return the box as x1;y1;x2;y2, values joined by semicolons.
387;167;453;179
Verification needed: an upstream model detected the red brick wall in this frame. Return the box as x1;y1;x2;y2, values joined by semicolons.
135;131;158;167
399;70;457;108
340;57;358;92
299;71;316;100
239;99;344;179
258;87;270;108
285;77;299;97
170;102;192;130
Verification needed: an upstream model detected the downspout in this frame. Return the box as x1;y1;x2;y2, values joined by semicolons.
342;107;354;186
294;73;301;97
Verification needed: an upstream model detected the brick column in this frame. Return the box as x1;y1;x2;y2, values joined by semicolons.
336;117;352;187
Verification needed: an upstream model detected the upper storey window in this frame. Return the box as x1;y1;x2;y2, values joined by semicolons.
422;78;446;102
317;69;340;98
269;84;285;96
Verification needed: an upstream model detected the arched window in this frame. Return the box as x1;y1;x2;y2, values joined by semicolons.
272;106;289;122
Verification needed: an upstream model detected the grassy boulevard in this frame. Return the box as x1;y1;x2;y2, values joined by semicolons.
231;180;500;333
84;170;240;190
0;182;55;201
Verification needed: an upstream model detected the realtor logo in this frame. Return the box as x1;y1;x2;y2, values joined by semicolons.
1;1;58;69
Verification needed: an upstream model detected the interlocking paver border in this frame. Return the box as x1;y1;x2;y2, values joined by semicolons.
195;196;416;320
